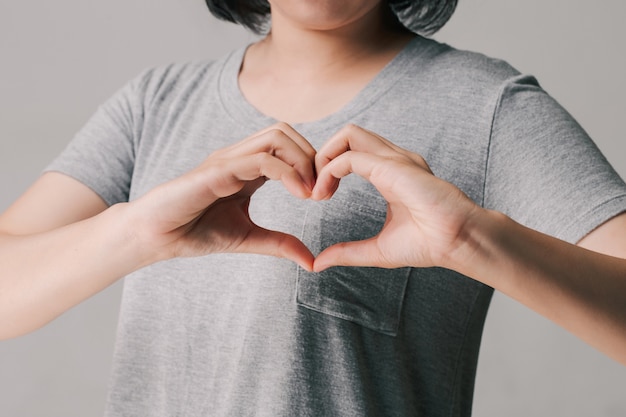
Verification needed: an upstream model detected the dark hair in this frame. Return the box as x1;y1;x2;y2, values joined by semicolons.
204;0;458;36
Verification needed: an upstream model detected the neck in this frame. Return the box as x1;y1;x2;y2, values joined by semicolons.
237;3;415;123
248;4;413;79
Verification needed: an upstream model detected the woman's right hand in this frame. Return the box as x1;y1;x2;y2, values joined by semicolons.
0;123;316;339
129;123;317;270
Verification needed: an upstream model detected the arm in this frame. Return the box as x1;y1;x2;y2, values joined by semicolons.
311;124;626;365
0;123;316;340
0;173;133;339
456;210;626;364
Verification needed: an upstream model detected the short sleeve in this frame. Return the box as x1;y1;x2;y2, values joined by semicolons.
484;74;626;243
44;70;152;206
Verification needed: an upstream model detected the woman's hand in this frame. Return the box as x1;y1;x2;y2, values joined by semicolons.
130;123;317;270
311;124;626;365
311;124;481;272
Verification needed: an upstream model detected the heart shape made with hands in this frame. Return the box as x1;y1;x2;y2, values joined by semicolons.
230;124;402;273
252;169;388;274
217;125;450;272
201;123;462;274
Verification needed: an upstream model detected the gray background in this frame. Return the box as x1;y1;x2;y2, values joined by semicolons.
1;0;625;415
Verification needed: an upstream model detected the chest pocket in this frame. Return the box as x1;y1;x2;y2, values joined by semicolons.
297;177;410;336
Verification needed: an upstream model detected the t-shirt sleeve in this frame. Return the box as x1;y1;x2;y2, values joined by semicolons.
44;70;152;206
484;74;626;244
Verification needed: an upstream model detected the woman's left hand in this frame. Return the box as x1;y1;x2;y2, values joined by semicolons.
311;124;481;272
311;124;626;366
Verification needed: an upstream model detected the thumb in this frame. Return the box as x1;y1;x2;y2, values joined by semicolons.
237;226;315;272
313;238;388;272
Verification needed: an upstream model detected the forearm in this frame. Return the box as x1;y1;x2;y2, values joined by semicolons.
454;209;626;365
0;203;150;339
0;127;318;340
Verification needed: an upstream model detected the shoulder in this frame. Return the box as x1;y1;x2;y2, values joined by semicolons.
402;36;534;95
117;44;247;108
128;60;222;107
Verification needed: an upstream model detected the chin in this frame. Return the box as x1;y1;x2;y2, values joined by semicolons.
269;0;384;32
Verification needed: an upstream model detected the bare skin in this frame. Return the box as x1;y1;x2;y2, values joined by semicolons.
239;0;414;123
1;0;626;368
0;124;317;338
310;124;626;365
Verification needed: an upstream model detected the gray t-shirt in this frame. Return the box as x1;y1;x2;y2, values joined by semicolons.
47;36;626;417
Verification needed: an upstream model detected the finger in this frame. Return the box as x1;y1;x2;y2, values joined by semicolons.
235;226;315;271
224;122;316;158
162;152;312;228
312;142;435;202
208;152;313;200
314;124;407;197
253;122;317;160
316;124;431;177
313;238;393;272
221;123;317;189
311;150;388;200
315;124;398;172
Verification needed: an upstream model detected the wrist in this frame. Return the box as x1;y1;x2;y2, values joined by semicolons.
440;206;509;284
105;202;170;269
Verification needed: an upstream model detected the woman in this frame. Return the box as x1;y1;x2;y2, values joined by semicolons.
1;0;625;415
